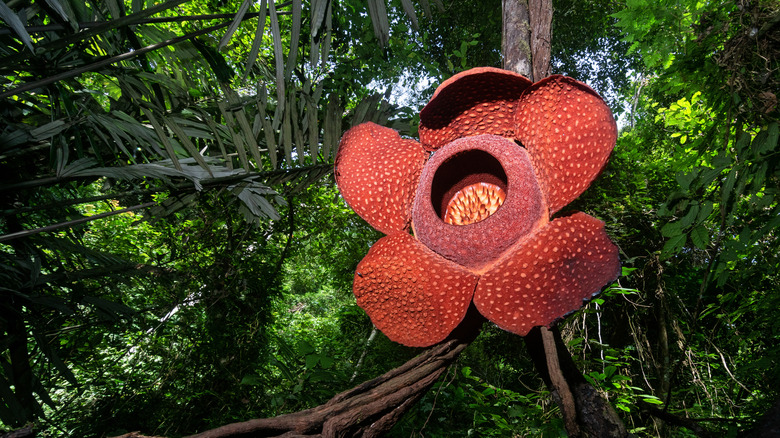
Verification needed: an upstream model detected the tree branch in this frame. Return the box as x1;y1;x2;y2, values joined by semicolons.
640;402;713;438
182;309;483;438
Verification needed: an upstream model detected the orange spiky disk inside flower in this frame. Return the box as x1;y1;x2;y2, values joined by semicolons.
444;182;506;226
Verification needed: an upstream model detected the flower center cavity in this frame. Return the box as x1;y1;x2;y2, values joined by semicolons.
431;149;508;226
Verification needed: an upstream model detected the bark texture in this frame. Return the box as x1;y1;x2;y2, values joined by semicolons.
529;0;552;80
502;0;550;81
502;0;532;78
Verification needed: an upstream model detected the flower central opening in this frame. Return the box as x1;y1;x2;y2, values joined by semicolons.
413;134;543;270
444;182;506;225
431;149;508;226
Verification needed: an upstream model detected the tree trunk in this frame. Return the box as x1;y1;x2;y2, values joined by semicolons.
528;0;552;81
502;1;629;436
501;0;551;81
502;0;532;78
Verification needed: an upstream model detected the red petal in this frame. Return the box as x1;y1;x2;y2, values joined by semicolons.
335;122;427;234
353;233;479;347
515;76;617;214
473;212;620;336
419;67;532;151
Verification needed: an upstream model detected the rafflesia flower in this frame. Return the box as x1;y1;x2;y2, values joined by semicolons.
334;67;621;347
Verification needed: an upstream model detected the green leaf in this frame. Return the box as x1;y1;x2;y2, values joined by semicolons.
233;184;281;221
30;295;73;314
256;85;279;169
268;0;285;119
696;201;714;223
642;396;664;405
289;92;305;165
306;84;320;162
756;121;778;155
283;0;302;83
322;92;341;161
660;221;682;237
83;296;134;320
711;154;732;168
319;355;334;369
224;87;264;168
217;100;251;170
661;234;686;258
296;339;315;355
142;108;183;171
244;0;268;80
735;129;751;154
678;203;699;228
240;375;264;386
659;191;687;216
32;328;78;387
282;98;294;166
192;39;235;83
675;169;699;192
0;0;34;53
164;116;214;177
721;167;737;207
690;225;709;250
43;0;77;29
305;354;319;369
270;356;296;382
309;370;335;382
218;0;253;51
0;374;28;424
104;0;123;19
